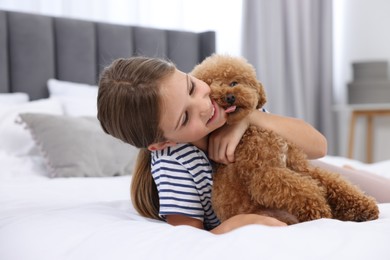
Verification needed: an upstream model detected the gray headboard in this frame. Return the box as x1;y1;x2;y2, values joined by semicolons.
0;10;216;100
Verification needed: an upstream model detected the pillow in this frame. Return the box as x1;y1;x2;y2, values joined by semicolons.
47;79;98;117
19;113;139;178
0;98;63;155
0;92;29;105
47;78;98;97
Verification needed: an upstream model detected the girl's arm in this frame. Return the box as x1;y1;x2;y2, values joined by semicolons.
208;109;327;164
166;214;286;235
249;110;328;158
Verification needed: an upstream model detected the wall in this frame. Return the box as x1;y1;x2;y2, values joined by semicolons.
333;0;390;162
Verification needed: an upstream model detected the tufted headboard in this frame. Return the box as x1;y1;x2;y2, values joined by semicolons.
0;10;216;100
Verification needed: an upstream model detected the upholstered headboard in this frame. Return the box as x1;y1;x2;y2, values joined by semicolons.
0;10;216;100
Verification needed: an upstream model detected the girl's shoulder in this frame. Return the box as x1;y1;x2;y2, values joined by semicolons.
151;143;210;168
152;143;204;159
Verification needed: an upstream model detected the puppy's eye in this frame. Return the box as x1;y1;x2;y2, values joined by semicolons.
229;81;238;87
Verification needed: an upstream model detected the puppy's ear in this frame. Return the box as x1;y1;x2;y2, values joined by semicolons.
255;81;267;109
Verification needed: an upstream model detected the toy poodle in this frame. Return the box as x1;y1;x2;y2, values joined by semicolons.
191;54;379;224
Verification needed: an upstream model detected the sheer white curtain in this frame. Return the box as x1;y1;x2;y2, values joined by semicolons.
0;0;243;55
242;0;335;154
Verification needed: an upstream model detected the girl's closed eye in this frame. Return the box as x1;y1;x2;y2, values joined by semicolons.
189;79;196;95
182;78;196;126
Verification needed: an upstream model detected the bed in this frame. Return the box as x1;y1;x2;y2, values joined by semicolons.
1;10;390;260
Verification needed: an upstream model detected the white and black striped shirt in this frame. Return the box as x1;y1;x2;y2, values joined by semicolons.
151;143;220;230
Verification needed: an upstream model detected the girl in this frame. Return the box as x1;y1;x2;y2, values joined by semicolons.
97;56;334;234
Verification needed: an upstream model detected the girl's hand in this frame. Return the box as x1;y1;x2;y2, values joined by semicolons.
211;214;287;234
166;213;287;235
208;115;250;164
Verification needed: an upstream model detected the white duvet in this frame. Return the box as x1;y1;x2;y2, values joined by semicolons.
1;152;390;260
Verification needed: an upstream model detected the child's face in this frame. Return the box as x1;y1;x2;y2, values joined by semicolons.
158;69;227;146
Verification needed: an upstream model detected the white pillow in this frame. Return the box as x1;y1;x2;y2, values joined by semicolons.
47;79;98;117
0;98;63;156
0;92;29;105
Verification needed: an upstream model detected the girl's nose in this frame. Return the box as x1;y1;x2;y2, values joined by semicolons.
197;81;211;117
199;99;210;118
200;107;208;117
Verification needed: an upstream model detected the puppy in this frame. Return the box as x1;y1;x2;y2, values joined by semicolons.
191;54;379;224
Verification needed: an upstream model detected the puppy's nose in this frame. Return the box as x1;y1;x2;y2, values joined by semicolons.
226;94;236;105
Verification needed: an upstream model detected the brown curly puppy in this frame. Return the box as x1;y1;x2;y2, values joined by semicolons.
191;54;379;224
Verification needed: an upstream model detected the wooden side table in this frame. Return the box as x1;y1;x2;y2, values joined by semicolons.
346;104;390;163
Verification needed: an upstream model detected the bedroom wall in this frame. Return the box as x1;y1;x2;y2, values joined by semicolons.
333;0;390;162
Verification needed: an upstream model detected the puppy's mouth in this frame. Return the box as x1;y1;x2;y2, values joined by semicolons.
225;106;237;114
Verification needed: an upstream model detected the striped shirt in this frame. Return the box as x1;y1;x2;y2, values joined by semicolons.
151;143;221;230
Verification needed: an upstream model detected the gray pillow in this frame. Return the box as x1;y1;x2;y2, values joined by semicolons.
20;113;139;178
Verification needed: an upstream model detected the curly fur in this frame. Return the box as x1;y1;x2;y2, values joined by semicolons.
191;54;379;224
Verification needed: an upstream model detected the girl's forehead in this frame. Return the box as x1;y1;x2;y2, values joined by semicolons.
160;69;187;91
158;69;188;132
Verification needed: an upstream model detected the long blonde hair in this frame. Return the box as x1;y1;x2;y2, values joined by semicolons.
97;57;176;220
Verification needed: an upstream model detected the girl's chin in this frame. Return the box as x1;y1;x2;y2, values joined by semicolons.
212;120;226;131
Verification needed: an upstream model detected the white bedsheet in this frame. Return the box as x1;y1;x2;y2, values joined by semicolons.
1;152;390;260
